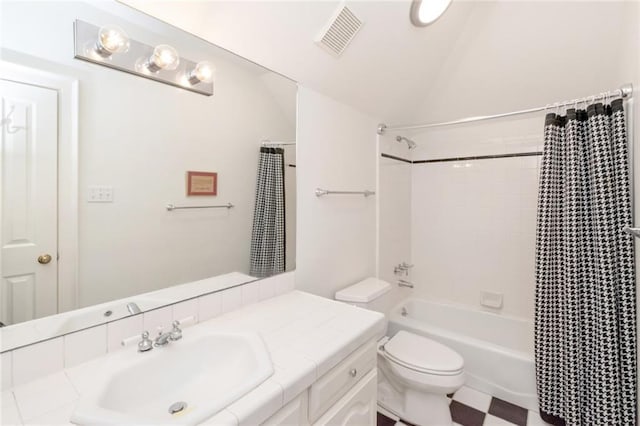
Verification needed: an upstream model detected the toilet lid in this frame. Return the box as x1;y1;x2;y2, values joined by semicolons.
384;331;464;375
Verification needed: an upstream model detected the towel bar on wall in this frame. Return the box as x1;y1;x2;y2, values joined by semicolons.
623;227;640;238
315;188;375;197
166;203;234;211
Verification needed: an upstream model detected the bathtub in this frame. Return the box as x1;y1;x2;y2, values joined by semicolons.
386;298;538;411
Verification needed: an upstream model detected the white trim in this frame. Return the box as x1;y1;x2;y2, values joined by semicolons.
0;60;79;313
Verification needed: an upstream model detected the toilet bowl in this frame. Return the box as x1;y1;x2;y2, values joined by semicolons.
378;331;465;426
335;278;465;426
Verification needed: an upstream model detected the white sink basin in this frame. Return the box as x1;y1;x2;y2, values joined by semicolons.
71;332;274;425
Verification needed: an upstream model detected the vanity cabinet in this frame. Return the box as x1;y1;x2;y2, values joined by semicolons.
308;340;377;422
262;339;378;426
312;369;377;426
263;392;309;426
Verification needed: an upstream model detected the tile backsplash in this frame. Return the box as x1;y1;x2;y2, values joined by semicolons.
0;272;295;391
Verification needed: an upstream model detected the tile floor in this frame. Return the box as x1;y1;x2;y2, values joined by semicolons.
377;386;551;426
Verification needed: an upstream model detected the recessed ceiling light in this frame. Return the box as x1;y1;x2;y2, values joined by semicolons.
410;0;452;27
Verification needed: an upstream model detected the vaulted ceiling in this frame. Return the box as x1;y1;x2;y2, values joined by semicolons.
121;0;638;125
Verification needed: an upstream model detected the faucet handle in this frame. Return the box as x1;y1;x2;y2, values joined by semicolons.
170;320;182;341
138;331;153;352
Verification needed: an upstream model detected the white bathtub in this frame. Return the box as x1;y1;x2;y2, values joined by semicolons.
386;298;538;410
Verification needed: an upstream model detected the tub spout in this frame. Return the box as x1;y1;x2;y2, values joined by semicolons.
398;280;414;288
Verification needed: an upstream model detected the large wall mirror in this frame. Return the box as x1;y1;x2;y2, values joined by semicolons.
0;1;297;350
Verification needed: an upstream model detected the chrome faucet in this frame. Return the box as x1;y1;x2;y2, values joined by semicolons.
138;331;153;352
394;262;414;276
398;279;414;288
154;321;183;347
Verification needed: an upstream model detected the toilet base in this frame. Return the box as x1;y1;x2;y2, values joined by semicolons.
378;376;453;426
404;388;452;426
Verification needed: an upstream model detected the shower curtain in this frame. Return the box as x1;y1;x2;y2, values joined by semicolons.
250;147;286;278
535;99;636;425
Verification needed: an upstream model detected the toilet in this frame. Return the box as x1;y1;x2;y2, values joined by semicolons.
335;278;465;426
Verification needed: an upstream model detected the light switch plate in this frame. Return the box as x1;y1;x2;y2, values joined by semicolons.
88;186;113;203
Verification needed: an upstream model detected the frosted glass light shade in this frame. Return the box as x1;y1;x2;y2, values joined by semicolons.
96;25;130;57
188;61;215;85
147;44;180;72
410;0;452;27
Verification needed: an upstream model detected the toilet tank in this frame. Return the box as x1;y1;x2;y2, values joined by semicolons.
335;277;392;310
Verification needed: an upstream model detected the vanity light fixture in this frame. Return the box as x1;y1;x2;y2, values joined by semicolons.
187;61;215;85
74;19;213;96
146;44;180;72
95;25;130;58
410;0;452;27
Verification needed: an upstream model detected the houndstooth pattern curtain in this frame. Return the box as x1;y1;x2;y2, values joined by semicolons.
535;98;636;425
250;147;286;278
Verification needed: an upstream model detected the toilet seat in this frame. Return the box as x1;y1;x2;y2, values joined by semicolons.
383;331;464;376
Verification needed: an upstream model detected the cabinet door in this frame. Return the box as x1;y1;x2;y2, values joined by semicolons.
313;369;377;426
309;340;376;422
262;392;308;426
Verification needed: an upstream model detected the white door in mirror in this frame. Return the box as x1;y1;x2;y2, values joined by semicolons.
0;80;58;325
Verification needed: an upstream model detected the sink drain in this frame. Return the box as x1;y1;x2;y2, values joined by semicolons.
168;401;187;415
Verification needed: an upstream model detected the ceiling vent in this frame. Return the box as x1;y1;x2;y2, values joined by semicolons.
315;5;363;57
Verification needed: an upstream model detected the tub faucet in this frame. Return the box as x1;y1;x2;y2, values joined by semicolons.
398;279;414;288
154;321;183;347
394;262;414;276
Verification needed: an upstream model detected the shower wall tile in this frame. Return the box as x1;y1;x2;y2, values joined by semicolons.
378;150;414;316
410;118;541;324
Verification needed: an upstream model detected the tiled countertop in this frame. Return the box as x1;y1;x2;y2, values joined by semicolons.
1;291;386;425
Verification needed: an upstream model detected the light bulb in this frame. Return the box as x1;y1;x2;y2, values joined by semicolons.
146;44;179;72
188;61;215;85
95;25;130;57
410;0;452;27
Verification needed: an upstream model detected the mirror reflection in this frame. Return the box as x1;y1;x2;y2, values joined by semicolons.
0;1;297;347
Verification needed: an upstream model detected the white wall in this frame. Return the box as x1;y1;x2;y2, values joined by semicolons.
284;146;297;271
1;1;295;308
411;1;639;123
377;134;413;313
296;87;377;299
400;1;640;322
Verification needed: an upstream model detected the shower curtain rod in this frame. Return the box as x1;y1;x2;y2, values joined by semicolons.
377;83;634;135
